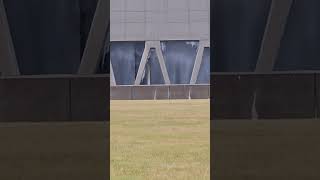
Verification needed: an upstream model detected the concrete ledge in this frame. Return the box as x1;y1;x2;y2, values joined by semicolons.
190;85;210;99
110;85;210;100
110;86;132;100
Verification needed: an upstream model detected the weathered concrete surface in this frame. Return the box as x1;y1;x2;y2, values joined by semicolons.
211;72;318;120
0;78;70;121
71;76;109;121
110;85;210;100
0;75;109;122
110;86;132;100
169;85;190;99
190;85;210;99
211;74;255;119
255;74;315;119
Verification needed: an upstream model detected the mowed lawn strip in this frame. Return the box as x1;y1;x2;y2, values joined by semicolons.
212;120;320;180
111;100;210;180
0;122;108;180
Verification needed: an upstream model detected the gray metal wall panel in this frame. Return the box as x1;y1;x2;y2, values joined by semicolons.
275;0;320;71
212;0;271;72
71;77;109;121
0;78;69;121
110;0;209;41
3;0;81;75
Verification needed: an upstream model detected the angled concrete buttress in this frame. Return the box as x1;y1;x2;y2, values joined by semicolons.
134;41;171;85
190;40;210;84
110;61;116;86
255;0;293;72
78;0;110;74
0;0;20;76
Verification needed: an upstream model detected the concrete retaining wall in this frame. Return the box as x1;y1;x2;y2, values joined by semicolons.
110;85;210;100
211;72;320;120
0;75;109;122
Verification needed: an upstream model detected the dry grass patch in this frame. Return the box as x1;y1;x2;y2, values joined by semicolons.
111;100;210;180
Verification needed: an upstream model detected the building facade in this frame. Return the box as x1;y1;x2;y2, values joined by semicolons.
110;0;210;85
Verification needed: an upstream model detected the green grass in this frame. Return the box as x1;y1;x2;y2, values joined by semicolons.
111;100;210;180
0;122;108;180
212;120;320;179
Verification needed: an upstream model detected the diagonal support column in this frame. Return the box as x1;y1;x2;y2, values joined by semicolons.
0;0;20;76
252;0;293;119
134;43;150;85
255;0;293;72
134;41;170;85
110;61;116;86
190;40;210;84
154;41;170;84
78;0;109;74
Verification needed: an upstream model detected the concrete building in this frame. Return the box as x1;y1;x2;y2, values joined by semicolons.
110;0;210;85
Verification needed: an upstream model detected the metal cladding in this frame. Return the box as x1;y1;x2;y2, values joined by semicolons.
212;0;271;72
212;0;320;72
211;1;320;119
110;0;210;41
275;0;320;70
110;0;210;86
3;0;103;75
0;1;110;122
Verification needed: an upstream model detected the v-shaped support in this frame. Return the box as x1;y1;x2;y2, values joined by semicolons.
190;40;210;84
110;61;116;86
0;0;20;76
78;0;109;74
255;0;293;72
134;41;171;85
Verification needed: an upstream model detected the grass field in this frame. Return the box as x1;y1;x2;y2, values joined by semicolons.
0;122;108;180
111;100;210;180
212;120;320;179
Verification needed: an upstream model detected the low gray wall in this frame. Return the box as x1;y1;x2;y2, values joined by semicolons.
0;75;109;122
211;72;320;120
110;84;210;100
